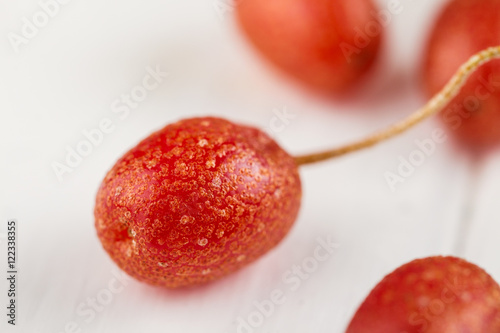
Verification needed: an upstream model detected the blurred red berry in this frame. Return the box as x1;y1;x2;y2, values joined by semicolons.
236;0;383;96
423;0;500;148
346;256;500;333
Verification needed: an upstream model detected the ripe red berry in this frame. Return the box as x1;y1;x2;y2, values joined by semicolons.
423;0;500;148
346;256;500;333
94;117;301;288
236;0;382;95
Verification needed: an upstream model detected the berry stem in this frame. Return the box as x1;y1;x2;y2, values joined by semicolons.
294;46;500;166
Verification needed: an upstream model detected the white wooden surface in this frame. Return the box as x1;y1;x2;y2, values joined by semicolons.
2;0;499;332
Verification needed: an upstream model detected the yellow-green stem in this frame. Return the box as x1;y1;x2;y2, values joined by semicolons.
295;46;500;166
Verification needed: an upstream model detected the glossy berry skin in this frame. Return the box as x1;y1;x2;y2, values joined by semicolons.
236;0;382;96
346;256;500;333
94;117;301;288
423;0;500;148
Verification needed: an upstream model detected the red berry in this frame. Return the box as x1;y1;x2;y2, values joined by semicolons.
94;117;301;288
346;256;500;333
236;0;382;95
423;0;500;148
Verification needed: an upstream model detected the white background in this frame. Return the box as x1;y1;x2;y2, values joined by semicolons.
1;0;499;332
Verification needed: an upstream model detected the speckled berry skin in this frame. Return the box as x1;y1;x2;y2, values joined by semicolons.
423;0;500;148
346;256;500;333
236;0;382;96
94;117;301;288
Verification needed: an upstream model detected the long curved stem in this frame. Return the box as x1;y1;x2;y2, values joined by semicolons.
294;46;500;166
